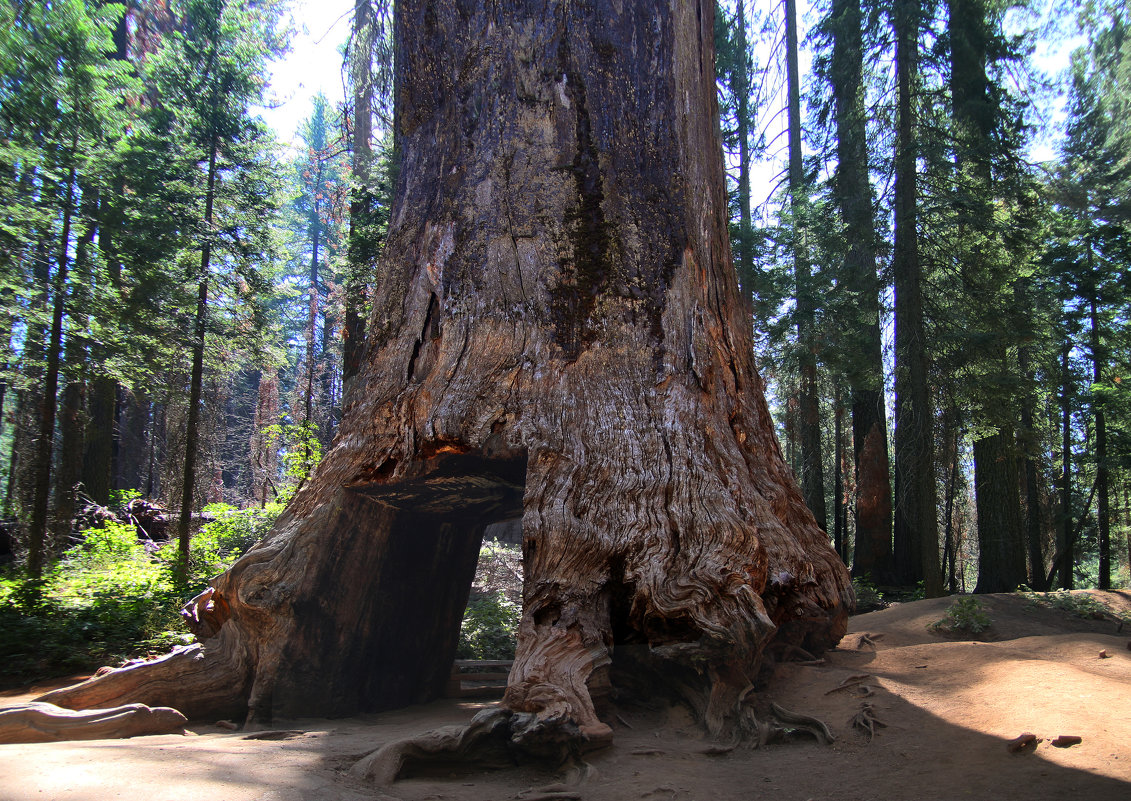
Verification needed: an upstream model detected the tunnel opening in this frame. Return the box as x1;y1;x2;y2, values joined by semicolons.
340;448;528;713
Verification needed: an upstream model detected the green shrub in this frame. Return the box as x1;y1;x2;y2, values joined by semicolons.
457;591;520;660
1018;588;1128;625
0;532;185;688
933;596;991;634
0;503;284;689
852;576;887;613
108;488;143;510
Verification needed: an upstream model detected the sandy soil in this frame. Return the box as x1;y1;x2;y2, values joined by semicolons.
2;591;1129;801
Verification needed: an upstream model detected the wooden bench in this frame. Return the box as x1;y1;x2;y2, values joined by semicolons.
445;659;513;698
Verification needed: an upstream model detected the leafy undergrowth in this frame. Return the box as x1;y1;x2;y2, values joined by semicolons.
0;502;281;690
930;596;992;635
457;539;523;660
1017;587;1131;627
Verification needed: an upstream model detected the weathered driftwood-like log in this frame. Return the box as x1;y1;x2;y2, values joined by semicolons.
0;701;186;744
39;0;852;756
38;644;250;721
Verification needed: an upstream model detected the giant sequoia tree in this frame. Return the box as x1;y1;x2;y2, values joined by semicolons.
42;0;852;753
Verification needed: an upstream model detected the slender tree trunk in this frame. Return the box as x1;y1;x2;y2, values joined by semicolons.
832;0;893;582
28;151;79;578
145;400;165;499
1017;307;1046;589
12;234;52;523
833;387;845;563
304;221;321;453
941;402;961;592
1088;271;1110;589
345;0;377;384
250;370;279;506
891;0;941;596
52;190;99;545
84;186;123;507
1058;336;1073;588
786;0;826;532
43;1;853;753
176;140;219;575
0;290;12;447
82;12;128;509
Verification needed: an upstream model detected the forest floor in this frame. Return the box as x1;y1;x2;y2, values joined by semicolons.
2;590;1129;801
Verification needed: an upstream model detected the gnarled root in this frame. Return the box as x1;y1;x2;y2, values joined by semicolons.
350;707;520;783
351;704;612;785
0;701;187;744
765;702;834;745
34;637;251;722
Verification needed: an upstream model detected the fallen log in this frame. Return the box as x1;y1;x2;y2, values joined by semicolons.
0;701;186;744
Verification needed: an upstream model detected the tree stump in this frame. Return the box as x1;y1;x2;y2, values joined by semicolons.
40;0;852;759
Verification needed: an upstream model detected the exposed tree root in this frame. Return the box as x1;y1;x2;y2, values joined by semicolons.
350;707;523;783
34;641;250;722
0;701;186;744
350;697;834;785
825;674;873;695
766;702;835;745
850;703;886;741
1006;732;1041;753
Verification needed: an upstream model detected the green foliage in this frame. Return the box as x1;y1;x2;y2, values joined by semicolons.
457;591;521;661
851;576;886;613
108;488;143;510
261;423;322;501
0;523;183;687
0;503;283;688
69;521;147;564
173;502;281;591
933;597;991;635
1018;588;1129;625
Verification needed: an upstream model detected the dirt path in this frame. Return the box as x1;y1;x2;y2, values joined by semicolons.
2;591;1129;801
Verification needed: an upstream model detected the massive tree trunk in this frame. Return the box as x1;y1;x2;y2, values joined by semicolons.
949;0;1023;594
973;427;1026;593
43;0;852;753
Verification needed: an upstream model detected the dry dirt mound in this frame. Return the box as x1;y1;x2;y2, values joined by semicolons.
1;591;1129;801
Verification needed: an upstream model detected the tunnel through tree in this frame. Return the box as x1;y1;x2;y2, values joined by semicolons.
40;0;853;755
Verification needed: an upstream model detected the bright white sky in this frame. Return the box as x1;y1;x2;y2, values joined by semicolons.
258;0;1077;172
259;0;355;147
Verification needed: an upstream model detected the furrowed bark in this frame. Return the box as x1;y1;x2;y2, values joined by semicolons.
786;0;827;534
43;0;852;755
831;0;893;583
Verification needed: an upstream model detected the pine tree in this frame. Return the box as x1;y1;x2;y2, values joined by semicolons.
286;94;348;453
786;0;827;533
0;0;134;575
1048;9;1131;588
890;0;941;595
140;0;283;575
821;0;894;581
